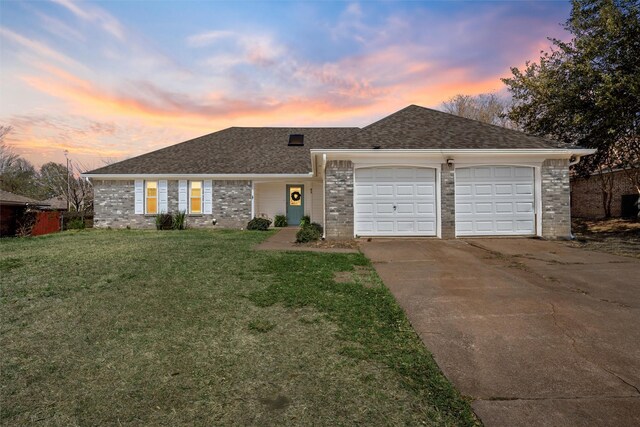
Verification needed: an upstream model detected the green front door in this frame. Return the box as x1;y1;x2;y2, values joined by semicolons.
286;184;304;225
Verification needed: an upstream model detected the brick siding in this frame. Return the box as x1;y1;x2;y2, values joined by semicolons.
571;170;638;218
325;160;354;239
441;163;456;238
541;159;571;238
92;179;251;229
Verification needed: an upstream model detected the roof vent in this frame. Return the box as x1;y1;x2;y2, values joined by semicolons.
288;134;304;146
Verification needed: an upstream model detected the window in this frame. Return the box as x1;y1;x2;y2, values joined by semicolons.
190;181;202;214
146;181;158;214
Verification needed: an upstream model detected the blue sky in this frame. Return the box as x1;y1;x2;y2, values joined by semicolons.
0;0;571;168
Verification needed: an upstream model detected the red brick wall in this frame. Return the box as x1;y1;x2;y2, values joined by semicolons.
570;170;638;218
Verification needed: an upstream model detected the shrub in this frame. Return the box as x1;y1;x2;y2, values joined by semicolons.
299;215;311;227
296;225;321;243
155;213;173;230
67;218;85;230
274;214;287;227
172;211;186;230
247;217;272;231
309;222;323;235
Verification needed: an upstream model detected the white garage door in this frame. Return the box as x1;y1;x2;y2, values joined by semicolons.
355;167;437;236
455;166;535;236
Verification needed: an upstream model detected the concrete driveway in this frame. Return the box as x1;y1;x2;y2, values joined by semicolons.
360;238;640;426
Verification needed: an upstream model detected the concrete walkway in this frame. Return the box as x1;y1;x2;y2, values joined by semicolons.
256;227;358;253
360;238;640;426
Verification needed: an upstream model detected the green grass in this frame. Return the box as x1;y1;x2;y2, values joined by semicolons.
0;229;478;426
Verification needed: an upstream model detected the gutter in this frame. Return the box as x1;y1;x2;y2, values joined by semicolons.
82;173;314;179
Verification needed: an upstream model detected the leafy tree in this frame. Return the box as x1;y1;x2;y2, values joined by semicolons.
442;93;517;129
503;0;640;217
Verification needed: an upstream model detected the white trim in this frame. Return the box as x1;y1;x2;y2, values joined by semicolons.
178;180;188;212
312;148;596;156
322;154;327;239
134;179;144;214
83;173;313;179
158;179;168;213
535;166;542;236
251;181;255;218
203;180;213;214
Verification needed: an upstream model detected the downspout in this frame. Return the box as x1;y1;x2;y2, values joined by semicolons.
250;181;255;219
567;155;581;239
322;153;327;240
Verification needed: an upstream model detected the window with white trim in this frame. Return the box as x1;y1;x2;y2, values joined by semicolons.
145;181;158;214
189;181;202;214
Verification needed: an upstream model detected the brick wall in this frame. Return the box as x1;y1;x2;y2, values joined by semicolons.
541;159;571;239
571;170;638;218
325;160;354;239
92;179;251;229
441;163;456;238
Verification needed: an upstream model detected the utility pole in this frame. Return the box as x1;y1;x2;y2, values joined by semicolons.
64;150;70;211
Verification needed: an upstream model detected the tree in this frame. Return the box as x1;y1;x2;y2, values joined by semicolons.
39;161;93;214
442;93;517;129
503;0;640;217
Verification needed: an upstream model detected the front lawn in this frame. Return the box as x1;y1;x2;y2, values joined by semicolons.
0;229;477;425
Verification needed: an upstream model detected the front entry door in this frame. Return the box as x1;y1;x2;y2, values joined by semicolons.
286;185;304;225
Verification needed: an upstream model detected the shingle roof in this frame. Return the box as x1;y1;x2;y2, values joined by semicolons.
0;189;47;206
87;127;360;175
86;105;569;175
322;105;566;150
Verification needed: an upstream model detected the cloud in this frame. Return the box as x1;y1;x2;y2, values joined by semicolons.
0;27;81;68
51;0;125;40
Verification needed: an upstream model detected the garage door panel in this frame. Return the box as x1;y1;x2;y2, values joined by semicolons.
355;167;437;236
396;185;414;196
495;202;514;213
417;185;434;196
456;166;535;236
376;203;394;214
376;185;393;196
475;185;492;195
516;184;533;195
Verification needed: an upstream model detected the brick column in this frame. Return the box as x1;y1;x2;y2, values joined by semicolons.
325;160;354;239
541;159;571;239
440;163;456;238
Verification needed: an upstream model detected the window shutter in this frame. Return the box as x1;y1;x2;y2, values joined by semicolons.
178;180;187;212
203;180;213;214
159;180;168;213
134;179;144;214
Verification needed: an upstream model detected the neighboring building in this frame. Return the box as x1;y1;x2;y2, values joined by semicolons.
83;105;594;239
571;169;640;218
0;189;49;236
42;195;69;211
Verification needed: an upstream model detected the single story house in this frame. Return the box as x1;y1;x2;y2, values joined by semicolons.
0;189;50;236
83;105;594;239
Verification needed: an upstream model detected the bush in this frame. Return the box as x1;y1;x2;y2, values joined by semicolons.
155;213;173;230
309;222;323;235
172;211;186;230
296;225;321;243
247;217;272;231
274;214;287;227
299;215;311;227
67;218;85;230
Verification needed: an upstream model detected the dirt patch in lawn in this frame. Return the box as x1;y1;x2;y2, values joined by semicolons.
333;266;379;288
297;239;360;250
564;218;640;259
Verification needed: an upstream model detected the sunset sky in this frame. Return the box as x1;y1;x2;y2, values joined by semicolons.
0;0;571;170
